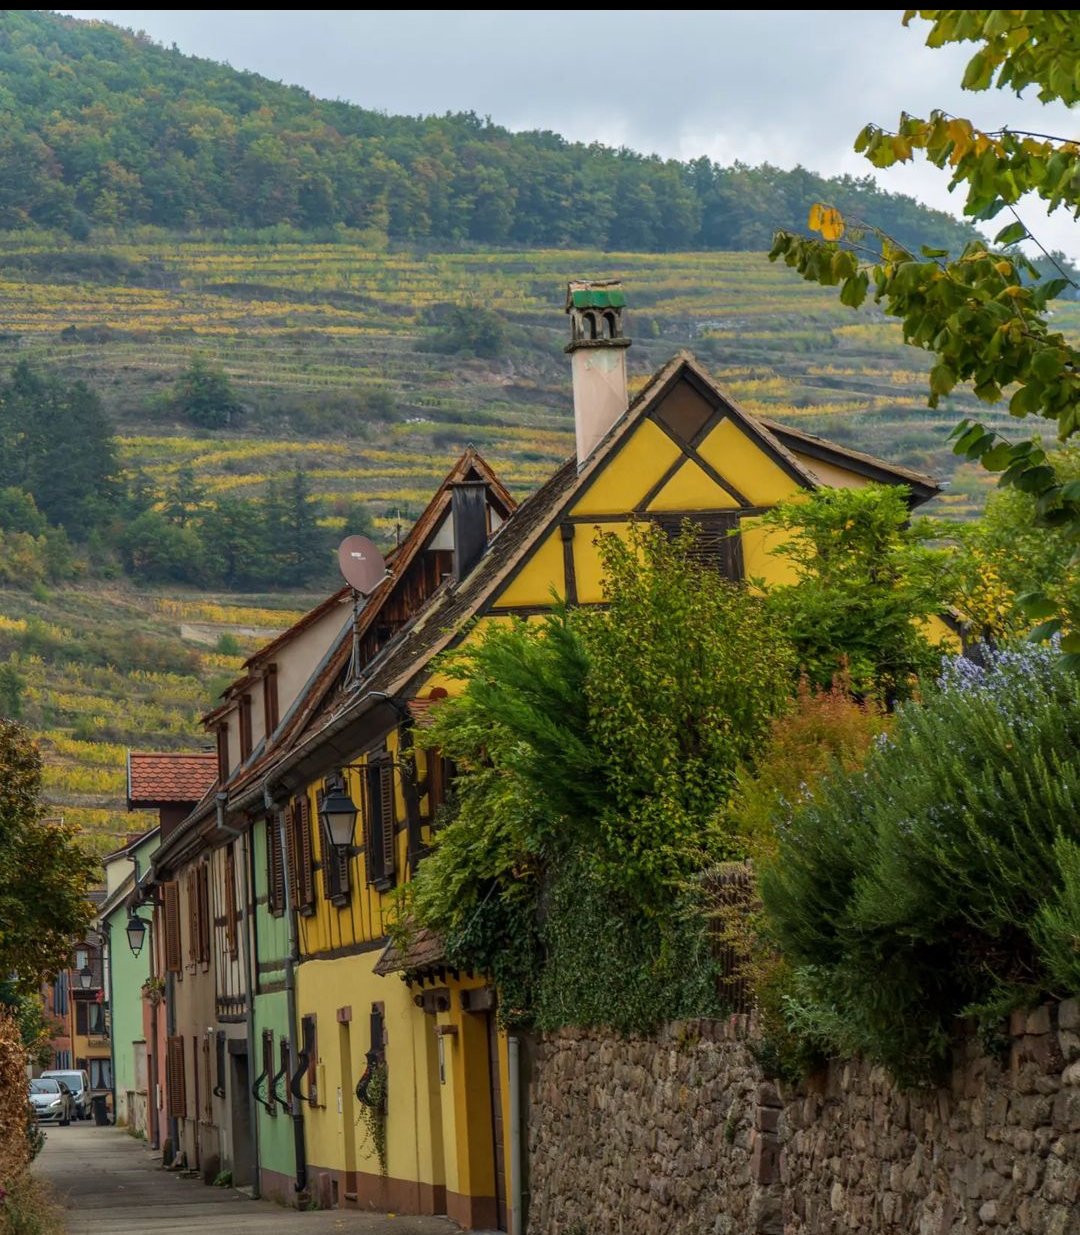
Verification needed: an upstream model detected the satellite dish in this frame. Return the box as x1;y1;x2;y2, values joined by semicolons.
337;535;387;596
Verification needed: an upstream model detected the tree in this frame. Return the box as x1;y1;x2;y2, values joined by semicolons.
768;10;1080;660
755;484;953;701
264;469;327;588
0;661;24;719
405;524;796;1027
172;356;244;429
0;720;94;989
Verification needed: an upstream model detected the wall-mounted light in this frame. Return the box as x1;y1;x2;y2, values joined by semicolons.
79;965;93;990
126;914;148;957
319;779;359;850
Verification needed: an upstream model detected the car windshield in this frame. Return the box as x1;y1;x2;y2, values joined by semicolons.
43;1074;81;1090
30;1080;59;1094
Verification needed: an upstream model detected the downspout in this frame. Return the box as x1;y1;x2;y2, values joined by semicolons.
166;967;178;1159
103;922;117;1126
508;1035;522;1235
240;825;261;1198
266;782;307;1196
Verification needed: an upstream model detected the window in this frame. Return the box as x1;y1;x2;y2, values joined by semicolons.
423;747;456;824
53;972;68;1017
224;844;239;958
187;863;210;966
166;1035;186;1118
89;1058;112;1090
267;814;286;917
216;725;230;784
654;513;744;582
163;881;182;973
286;796;316;914
239;695;253;762
74;947;88;971
363;754;396;890
317;781;351;905
263;665;279;738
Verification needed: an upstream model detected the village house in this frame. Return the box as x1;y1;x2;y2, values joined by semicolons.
134;281;942;1230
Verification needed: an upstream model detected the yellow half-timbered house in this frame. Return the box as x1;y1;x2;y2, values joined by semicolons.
210;281;941;1231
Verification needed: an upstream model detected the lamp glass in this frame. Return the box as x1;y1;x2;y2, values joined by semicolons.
319;784;358;848
79;965;93;990
126;915;147;957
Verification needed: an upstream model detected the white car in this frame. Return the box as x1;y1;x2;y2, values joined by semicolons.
30;1078;75;1125
39;1069;92;1120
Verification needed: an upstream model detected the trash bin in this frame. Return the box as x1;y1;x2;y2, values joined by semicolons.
92;1094;108;1126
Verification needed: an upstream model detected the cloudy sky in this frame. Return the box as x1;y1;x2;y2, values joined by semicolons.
62;9;1080;258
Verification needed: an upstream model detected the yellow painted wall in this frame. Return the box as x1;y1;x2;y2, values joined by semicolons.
792;452;868;490
572;520;633;604
571;418;679;516
495;527;565;609
739;519;801;588
697;418;802;507
646;460;738;511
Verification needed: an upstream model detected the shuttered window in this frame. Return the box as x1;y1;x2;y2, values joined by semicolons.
317;783;351;905
288;796;316;915
163;881;182;973
187;864;210;966
263;665;279;737
261;1030;277;1116
166;1035;186;1117
279;1038;293;1115
424;747;456;824
239;695;253;761
653;513;744;581
224;844;239;958
267;814;286;916
363;755;396;890
301;1014;318;1108
216;725;230;784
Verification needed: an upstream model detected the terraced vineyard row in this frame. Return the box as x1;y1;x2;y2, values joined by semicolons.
2;237;1066;849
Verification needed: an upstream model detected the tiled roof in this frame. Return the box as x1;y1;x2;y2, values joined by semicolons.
127;751;217;808
373;925;446;976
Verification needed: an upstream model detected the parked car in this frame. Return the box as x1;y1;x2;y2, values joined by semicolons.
29;1078;74;1126
39;1069;92;1120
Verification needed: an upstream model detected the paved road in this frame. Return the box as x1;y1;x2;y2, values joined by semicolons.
36;1123;461;1235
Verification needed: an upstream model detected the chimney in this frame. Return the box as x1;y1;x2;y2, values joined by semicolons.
450;479;489;583
565;280;631;467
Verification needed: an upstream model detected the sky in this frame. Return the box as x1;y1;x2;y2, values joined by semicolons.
61;9;1080;258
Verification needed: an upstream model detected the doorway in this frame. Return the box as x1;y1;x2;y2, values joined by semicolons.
229;1046;255;1187
484;1011;508;1232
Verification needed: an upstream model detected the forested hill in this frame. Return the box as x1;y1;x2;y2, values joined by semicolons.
0;11;974;252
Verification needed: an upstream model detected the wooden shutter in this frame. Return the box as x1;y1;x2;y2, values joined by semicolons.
224;844;239;957
654;513;744;581
163;880;182;973
426;747;445;818
267;814;285;916
216;725;230;783
186;870;198;964
198;864;211;963
284;802;300;912
364;756;396;889
261;1030;276;1116
166;1035;186;1117
294;796;316;914
301;1014;318;1107
279;1038;293;1116
239;695;253;761
263;665;279;737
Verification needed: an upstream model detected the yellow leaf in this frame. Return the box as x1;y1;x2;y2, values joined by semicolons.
820;206;845;242
808;203;825;232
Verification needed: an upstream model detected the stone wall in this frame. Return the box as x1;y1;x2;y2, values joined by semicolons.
526;1000;1080;1235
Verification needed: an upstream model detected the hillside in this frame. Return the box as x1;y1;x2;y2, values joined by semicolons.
0;10;977;252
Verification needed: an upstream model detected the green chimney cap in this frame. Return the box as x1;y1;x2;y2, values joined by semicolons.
566;281;626;311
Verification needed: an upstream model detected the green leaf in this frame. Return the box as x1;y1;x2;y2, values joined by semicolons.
920;245;950;258
931;362;957;397
1061;633;1080;654
1060;479;1080;503
1031;348;1064;382
993;220;1027;245
1028;618;1063;642
1016;592;1059;619
980;442;1013;471
1014;465;1057;493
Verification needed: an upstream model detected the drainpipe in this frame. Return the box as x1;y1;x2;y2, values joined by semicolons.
166;968;178;1159
266;782;307;1196
103;922;117;1125
240;825;260;1198
509;1035;522;1235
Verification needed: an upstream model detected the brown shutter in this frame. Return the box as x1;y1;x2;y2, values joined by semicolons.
216;725;229;783
295;796;315;913
224;844;238;957
426;747;446;817
285;802;300;912
199;864;211;963
317;785;352;904
186;870;197;964
166;1035;186;1117
267;814;285;916
239;695;253;761
654;513;743;581
379;759;396;882
163;881;182;973
263;664;279;737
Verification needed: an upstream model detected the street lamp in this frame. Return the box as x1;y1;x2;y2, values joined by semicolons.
319;778;359;849
79;965;93;990
126;914;148;958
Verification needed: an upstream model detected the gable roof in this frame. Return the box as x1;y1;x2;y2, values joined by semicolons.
227;350;943;813
127;751;217;809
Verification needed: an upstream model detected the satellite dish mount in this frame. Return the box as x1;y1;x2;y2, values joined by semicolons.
337;535;388;689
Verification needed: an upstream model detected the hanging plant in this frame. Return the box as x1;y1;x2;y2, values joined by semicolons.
355;1056;388;1174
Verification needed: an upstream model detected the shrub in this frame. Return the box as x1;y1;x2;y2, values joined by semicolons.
760;643;1080;1083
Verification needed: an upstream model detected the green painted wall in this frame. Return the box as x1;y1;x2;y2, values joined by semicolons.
250;815;296;1188
105;830;158;1129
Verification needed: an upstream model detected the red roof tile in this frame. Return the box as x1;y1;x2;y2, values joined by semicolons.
127;751;217;808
